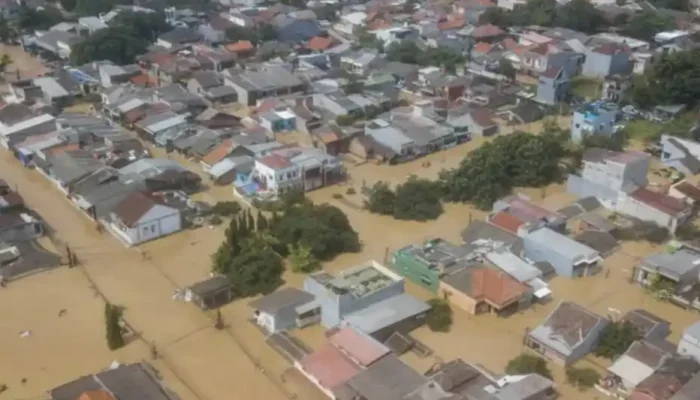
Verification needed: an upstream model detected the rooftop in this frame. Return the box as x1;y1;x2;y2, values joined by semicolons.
497;194;561;224
300;344;361;391
328;326;391;367
310;261;401;299
343;293;430;335
640;248;700;280
529;301;606;356
441;266;527;308
345;355;428;400
582;147;649;165
248;287;314;314
631;187;688;216
395;238;474;276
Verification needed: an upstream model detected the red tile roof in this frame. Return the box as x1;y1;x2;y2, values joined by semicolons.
78;391;115;400
45;143;81;156
488;211;525;234
471;268;527;307
527;43;549;56
329;327;390;367
202;139;233;166
473;42;492;54
438;16;466;31
258;153;293;170
673;182;700;201
305;36;333;51
471;24;504;39
225;40;254;53
111;192;162;227
300;344;360;391
631;187;688;216
469;108;496;127
129;73;151;87
593;42;628;55
506;195;560;222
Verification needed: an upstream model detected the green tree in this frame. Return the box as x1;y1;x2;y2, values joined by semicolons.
647;270;676;300
288;243;321;273
212;201;241;216
426;298;453;332
345;76;364;94
256;210;269;231
224;236;284;297
498;58;516;81
336;115;356;126
257;24;278;42
393;177;443;221
556;0;606;34
618;11;675;42
70;27;149;65
59;0;77;11
632;50;700;108
478;7;512;28
104;303;125;350
0;54;12;73
595;320;642;359
505;354;553;379
364;181;395;215
74;0;129;16
272;203;360;260
19;6;64;31
566;367;601;389
112;11;170;42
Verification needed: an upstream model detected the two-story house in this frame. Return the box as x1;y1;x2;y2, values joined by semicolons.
340;50;383;76
224;67;305;106
519;41;582;77
252;153;302;195
570;100;619;143
582;43;633;78
659;135;700;176
536;66;570;105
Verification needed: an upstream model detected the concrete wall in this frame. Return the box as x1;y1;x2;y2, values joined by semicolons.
678;332;700;363
112;205;181;245
617;195;685;233
391;251;441;293
523;236;574;278
571;108;617;143
439;280;477;315
583;52;612;78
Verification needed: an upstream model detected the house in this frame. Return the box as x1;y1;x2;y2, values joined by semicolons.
634;244;700;310
198;16;235;44
156;27;202;48
630;357;700;400
340;50;383;77
605;340;674;395
568;148;650;207
259;108;297;133
519;41;582;77
497;101;545;124
224;40;256;58
310;125;361;156
185;276;234;310
42;150;105;193
135;111;189;143
251;153;302;195
0;0;20;20
669;181;700;205
273;15;320;44
31;30;84;59
68;167;144;220
571;100;619;143
440;265;530;316
470;24;506;43
413;358;556;400
618;187;691;234
249;287;316;333
522;226;601;278
99;64;142;88
379;62;420;88
493;193;566;230
583;42;633;78
678;322;700;364
0;104;56;149
391;238;474;293
296;326;392;398
0;212;43;243
78;16;108;33
622;309;672;342
208;155;255;185
224;67;304;106
32;76;74;107
659;135;700;175
525;301;609;366
48;363;178;400
454;108;498;137
536;66;570;105
342;355;428;400
107;191;182;246
304;261;428;339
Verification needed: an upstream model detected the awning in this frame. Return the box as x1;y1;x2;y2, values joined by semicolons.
534;287;552;299
528;278;552;299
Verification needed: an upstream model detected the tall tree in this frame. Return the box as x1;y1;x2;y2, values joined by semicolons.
112;11;170;42
393;177;443;221
70;27;149;65
225;236;283;297
364;181;396;215
505;354;553;379
632;49;700;108
238;213;249;235
104;303;125;350
59;0;77;11
288;244;321;273
256;210;269;231
498;58;516;81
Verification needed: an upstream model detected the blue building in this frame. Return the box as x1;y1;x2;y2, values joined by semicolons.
304;261;406;328
571;100;619;143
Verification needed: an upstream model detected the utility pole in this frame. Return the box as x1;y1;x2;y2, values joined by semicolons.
66;245;73;268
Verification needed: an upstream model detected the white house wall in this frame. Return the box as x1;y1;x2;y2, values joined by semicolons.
113;204;181;245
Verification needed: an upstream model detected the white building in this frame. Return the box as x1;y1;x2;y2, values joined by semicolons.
253;153;302;195
678;322;700;363
108;192;182;246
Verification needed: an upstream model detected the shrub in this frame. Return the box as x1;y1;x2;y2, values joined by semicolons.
505;354;552;379
426;298;453;332
346;187;356;195
209;215;223;226
566;367;600;389
332;193;343;199
104;303;125;350
211;201;241;217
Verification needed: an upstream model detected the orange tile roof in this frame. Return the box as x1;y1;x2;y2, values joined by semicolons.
77;391;114;400
225;40;254;53
501;38;519;51
488;211;525;234
473;42;492;54
366;19;391;31
471;268;527;307
129;73;150;87
438;16;466;31
45;143;81;156
305;36;333;51
201;139;233;166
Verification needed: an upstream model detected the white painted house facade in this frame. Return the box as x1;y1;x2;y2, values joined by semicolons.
108;192;182;246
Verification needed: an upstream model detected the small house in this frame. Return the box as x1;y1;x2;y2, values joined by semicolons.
249;287;316;333
185;276;234;310
107;192;182;246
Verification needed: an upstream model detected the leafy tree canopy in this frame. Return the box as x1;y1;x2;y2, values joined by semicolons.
364;181;396;215
481;0;605;34
426;298;453;332
440;132;564;209
393;177;443;221
594;320;642;359
386;41;465;74
111;11;170;42
104;303;125;350
272;202;360;261
619;11;675;42
225;236;283;297
566;367;601;389
498;58;516;81
631;50;700;109
60;0;77;12
70;27;149;65
505;354;553;379
74;0;130;17
19;6;64;32
288;244;321;273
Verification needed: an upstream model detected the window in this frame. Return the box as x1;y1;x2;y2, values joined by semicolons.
151;225;156;233
575;123;580;128
419;274;433;286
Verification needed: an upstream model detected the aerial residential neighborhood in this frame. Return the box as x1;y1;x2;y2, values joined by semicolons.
1;0;700;399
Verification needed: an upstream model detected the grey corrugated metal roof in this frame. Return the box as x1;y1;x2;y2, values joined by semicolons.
347;355;427;400
33;77;70;98
248;287;314;314
343;293;429;335
49;150;103;184
640;249;700;280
